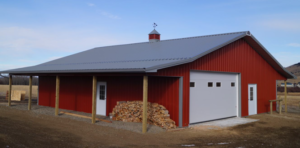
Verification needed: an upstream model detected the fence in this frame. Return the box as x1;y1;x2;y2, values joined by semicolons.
277;87;300;92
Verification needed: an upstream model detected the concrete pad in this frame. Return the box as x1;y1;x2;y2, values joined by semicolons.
190;117;259;129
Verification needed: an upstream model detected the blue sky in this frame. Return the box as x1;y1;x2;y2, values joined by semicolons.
0;0;300;71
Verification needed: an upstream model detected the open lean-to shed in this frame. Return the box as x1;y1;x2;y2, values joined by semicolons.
1;30;295;131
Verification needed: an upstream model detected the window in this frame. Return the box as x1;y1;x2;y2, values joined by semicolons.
99;85;106;100
208;82;213;87
216;82;221;87
250;87;253;101
231;82;235;87
190;82;195;87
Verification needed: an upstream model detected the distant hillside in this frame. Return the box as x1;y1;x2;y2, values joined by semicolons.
286;62;300;76
277;62;300;86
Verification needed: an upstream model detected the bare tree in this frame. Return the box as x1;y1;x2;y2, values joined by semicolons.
0;75;39;85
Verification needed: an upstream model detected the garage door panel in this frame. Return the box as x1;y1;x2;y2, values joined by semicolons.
190;71;238;124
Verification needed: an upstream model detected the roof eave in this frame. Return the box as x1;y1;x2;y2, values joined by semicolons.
244;35;296;79
1;69;147;75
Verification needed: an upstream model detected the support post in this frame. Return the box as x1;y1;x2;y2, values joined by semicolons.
284;81;287;113
92;76;97;124
8;75;12;106
28;76;32;110
37;77;39;105
278;96;282;114
55;76;60;116
142;76;148;133
279;100;282;114
178;77;183;128
270;102;272;114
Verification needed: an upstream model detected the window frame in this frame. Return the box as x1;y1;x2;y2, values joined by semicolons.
216;82;221;87
250;87;253;101
190;82;195;87
208;82;213;87
99;85;106;100
231;82;235;87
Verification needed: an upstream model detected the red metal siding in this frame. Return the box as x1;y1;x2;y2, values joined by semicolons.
59;76;93;113
149;34;160;40
39;76;93;113
39;76;180;126
148;77;179;126
39;76;56;107
151;38;286;127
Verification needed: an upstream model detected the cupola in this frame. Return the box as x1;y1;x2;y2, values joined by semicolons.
149;29;160;42
149;23;160;42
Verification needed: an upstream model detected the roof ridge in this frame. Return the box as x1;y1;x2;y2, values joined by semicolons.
92;31;249;50
42;57;191;66
160;31;249;42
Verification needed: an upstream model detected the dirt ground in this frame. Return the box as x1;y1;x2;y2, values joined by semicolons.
1;105;300;148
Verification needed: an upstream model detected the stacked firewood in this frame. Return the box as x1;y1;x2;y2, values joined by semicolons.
111;101;176;129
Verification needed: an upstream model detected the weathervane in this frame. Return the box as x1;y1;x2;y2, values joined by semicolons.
153;23;157;29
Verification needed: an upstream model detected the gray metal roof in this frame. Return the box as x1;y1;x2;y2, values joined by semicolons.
1;31;295;79
149;29;160;35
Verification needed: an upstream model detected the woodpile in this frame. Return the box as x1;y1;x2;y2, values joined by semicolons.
111;101;176;129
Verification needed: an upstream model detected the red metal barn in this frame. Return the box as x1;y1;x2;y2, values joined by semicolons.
2;30;295;128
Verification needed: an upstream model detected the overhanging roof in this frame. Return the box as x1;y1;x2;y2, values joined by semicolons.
1;31;295;79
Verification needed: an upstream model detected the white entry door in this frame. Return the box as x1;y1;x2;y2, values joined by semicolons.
96;82;107;116
248;84;257;115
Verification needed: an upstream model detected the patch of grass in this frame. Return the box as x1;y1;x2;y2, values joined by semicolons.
277;94;300;107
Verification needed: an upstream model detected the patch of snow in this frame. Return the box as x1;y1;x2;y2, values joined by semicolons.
218;142;229;145
182;144;195;147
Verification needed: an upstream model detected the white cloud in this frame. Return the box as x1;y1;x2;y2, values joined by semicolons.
101;11;120;19
0;26;132;71
288;43;300;47
0;64;27;71
0;26;127;52
258;18;300;31
273;52;300;67
87;3;95;7
85;3;120;20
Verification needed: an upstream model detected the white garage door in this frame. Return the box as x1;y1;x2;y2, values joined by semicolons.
190;71;238;124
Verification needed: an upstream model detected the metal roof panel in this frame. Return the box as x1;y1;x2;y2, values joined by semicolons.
2;31;293;79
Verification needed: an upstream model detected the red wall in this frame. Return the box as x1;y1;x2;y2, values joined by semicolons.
39;76;93;113
39;76;180;126
39;76;56;107
148;77;179;125
151;38;286;127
